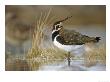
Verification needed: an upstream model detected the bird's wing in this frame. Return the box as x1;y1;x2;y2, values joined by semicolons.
59;29;96;45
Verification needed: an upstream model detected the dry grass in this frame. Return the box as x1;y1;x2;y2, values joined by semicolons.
5;52;30;71
83;43;106;67
5;9;67;71
26;9;67;70
26;47;67;70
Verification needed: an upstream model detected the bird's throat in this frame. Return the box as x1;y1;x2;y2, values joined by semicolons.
52;30;59;41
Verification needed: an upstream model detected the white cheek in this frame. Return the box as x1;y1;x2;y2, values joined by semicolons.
58;28;61;30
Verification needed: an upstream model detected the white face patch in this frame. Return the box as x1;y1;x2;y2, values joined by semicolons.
52;27;62;34
52;22;63;34
55;22;62;26
54;22;62;30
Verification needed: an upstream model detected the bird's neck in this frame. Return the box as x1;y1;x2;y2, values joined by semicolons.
52;30;60;41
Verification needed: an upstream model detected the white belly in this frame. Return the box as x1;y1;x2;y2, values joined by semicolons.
53;35;83;52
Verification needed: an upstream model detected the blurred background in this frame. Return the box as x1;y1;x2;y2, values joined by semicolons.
5;5;106;71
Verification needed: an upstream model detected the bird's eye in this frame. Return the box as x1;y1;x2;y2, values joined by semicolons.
55;25;61;30
56;26;59;30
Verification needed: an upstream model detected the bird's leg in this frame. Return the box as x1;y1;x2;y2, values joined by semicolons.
67;52;71;66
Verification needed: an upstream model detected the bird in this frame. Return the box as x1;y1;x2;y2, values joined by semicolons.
52;16;101;66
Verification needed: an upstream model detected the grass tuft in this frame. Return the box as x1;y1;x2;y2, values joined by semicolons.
83;43;106;67
26;9;67;70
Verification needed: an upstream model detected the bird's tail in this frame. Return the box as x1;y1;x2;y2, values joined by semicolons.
95;37;101;42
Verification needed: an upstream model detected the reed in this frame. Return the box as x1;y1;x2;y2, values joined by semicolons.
26;9;67;70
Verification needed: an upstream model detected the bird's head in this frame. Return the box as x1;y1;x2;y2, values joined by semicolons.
52;21;63;31
52;16;72;32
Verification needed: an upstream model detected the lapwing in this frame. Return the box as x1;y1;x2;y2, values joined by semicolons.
52;16;101;66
